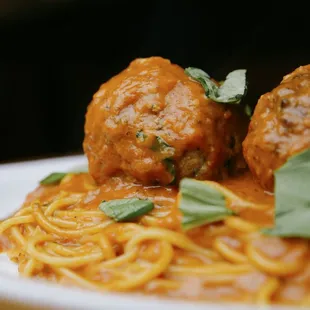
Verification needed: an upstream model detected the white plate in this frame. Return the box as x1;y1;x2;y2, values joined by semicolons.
0;156;300;310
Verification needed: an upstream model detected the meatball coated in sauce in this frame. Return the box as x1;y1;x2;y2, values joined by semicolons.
84;57;247;186
243;65;310;191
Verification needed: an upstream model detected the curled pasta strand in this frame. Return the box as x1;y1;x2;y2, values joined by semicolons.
83;262;129;280
0;215;34;234
85;233;116;260
27;235;104;268
116;231;143;243
104;241;174;291
81;233;115;260
24;224;35;235
246;243;304;276
168;263;253;275
56;241;173;291
44;197;78;216
99;248;138;268
125;228;220;260
22;259;36;277
224;216;258;233
54;210;106;218
56;267;103;290
140;216;163;227
3;175;309;305
10;227;25;246
32;205;112;238
213;238;248;264
107;223;145;243
47;216;77;229
48;243;97;257
255;277;280;304
98;234;115;259
15;207;33;216
203;274;240;285
203;225;232;237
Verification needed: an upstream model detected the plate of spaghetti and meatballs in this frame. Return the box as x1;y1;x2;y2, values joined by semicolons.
0;57;310;310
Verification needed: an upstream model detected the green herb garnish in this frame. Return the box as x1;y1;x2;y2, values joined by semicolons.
263;149;310;238
151;136;174;153
39;164;88;185
179;178;234;230
136;130;147;142
150;136;176;183
39;173;67;185
99;198;154;222
163;158;176;184
185;67;247;104
245;104;252;118
151;135;175;162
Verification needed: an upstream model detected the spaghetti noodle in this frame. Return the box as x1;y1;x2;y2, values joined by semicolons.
0;172;309;305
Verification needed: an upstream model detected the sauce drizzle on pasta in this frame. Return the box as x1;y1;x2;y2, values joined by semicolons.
0;172;309;305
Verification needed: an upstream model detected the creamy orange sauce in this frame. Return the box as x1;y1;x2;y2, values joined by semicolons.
6;170;308;305
84;57;247;186
220;172;274;226
220;172;274;204
243;64;310;191
3;57;310;306
25;173;179;230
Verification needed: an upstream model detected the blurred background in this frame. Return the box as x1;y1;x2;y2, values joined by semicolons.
1;0;309;163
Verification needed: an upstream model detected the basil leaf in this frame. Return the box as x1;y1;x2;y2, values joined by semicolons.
263;209;310;238
136;130;147;142
245;104;252;118
151;136;175;159
39;172;67;185
216;69;247;103
151;136;173;152
263;148;310;238
179;178;234;230
163;158;176;184
39;165;88;185
99;198;154;222
184;67;211;80
185;67;247;104
185;67;219;100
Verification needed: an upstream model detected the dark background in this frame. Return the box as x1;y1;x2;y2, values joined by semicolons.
1;0;309;163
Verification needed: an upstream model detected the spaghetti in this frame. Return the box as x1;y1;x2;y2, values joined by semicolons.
0;172;309;305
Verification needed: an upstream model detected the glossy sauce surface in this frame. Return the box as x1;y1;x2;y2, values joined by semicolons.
14;171;310;304
84;57;247;186
243;65;310;191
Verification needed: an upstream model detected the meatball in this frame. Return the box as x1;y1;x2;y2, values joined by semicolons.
84;57;246;186
243;65;310;191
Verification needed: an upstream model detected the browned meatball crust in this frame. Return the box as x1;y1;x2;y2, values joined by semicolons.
243;65;310;191
84;57;247;186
